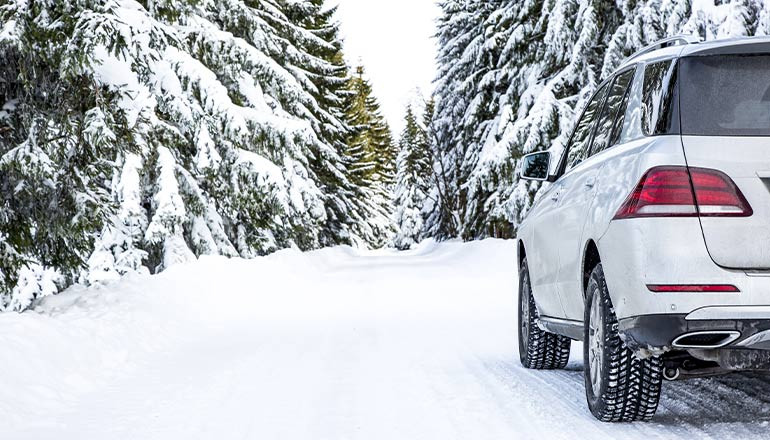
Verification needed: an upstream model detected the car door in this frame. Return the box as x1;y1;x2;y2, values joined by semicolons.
527;83;609;320
554;68;637;320
526;179;569;319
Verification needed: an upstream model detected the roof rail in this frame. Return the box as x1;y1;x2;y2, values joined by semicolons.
624;35;701;64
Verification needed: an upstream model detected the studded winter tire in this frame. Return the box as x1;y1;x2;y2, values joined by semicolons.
518;258;571;370
584;263;663;422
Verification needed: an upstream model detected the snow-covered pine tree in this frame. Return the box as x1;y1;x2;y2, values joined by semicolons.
0;0;390;310
281;0;361;248
393;105;431;250
1;0;133;307
427;0;500;240
261;0;384;248
459;0;547;239
420;97;440;217
485;0;624;232
345;66;397;187
344;65;396;247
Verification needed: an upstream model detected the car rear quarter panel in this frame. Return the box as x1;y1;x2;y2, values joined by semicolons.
582;136;689;317
584;135;689;243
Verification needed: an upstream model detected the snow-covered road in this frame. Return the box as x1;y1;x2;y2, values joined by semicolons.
2;240;770;439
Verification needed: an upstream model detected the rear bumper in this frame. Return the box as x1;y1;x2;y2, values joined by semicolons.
618;308;770;353
598;218;770;320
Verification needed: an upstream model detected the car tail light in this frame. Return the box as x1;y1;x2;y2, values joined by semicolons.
647;284;740;293
614;166;752;219
690;168;753;216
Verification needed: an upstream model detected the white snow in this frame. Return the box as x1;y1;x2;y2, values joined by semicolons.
144;147;196;270
0;18;18;43
2;240;770;439
91;45;156;129
8;264;61;312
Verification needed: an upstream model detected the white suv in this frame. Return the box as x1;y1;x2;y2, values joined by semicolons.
516;35;770;422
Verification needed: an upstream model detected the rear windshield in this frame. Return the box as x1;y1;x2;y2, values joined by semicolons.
680;55;770;136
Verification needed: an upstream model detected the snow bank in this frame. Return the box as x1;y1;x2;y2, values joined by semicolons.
0;239;512;434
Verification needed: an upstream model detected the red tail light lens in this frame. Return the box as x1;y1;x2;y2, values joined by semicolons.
690;168;753;216
614;166;752;219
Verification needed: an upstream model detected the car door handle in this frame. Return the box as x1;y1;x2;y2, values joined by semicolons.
585;178;595;189
551;190;560;202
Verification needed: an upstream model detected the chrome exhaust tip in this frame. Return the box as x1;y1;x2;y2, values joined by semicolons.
672;331;741;349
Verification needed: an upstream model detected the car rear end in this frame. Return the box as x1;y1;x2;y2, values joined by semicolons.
598;41;770;374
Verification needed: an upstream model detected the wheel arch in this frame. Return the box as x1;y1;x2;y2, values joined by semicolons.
518;239;527;268
582;239;602;298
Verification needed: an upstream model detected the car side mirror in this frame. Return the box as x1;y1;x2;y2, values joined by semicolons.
520;151;551;181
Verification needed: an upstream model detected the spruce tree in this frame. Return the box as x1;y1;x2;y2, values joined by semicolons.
1;0;141;307
345;66;397;185
420;98;437;195
344;65;396;247
428;0;500;239
393;105;431;250
266;0;369;247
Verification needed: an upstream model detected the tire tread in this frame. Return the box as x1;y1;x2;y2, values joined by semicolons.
519;261;571;370
586;264;663;422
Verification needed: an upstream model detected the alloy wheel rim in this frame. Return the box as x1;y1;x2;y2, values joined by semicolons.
521;277;530;345
588;289;604;396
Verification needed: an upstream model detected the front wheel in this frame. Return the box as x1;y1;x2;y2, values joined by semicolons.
584;263;663;422
518;258;571;369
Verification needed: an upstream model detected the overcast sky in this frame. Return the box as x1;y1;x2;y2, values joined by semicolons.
333;0;440;134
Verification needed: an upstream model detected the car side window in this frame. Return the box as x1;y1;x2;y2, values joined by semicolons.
590;69;635;156
566;84;609;170
618;65;645;143
641;60;680;136
608;78;633;147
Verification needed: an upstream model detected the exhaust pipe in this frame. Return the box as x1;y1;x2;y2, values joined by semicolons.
672;331;740;349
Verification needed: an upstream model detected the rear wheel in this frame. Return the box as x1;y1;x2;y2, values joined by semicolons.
584;263;663;422
518;259;571;369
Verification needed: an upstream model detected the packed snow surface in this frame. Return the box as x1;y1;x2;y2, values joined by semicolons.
2;239;770;439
